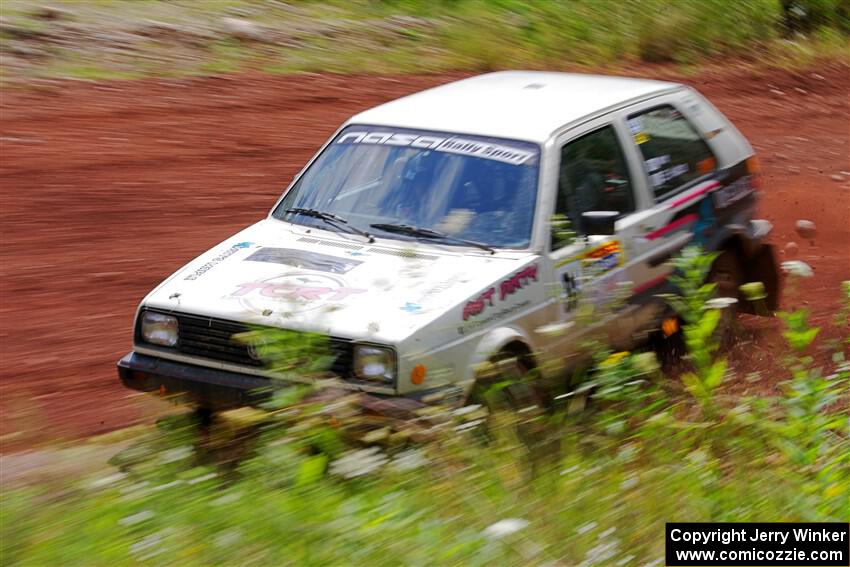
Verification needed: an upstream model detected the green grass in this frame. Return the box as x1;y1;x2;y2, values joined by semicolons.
0;0;847;82
2;253;848;566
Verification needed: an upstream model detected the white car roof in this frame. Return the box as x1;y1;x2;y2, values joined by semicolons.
349;71;681;143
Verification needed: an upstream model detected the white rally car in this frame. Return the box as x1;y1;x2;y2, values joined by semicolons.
118;71;778;408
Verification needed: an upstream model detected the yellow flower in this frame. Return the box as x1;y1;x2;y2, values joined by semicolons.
601;351;630;367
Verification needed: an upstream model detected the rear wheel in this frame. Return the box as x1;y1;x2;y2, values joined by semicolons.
708;249;743;343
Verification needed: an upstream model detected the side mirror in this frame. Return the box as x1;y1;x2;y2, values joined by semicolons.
581;211;618;236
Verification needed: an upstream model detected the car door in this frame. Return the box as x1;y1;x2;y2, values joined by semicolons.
544;116;648;361
616;93;723;311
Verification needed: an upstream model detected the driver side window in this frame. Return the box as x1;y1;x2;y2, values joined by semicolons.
553;125;634;248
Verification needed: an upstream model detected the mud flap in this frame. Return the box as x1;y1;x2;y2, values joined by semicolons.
741;243;780;313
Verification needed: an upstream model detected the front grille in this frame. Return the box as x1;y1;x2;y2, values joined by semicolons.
139;310;353;377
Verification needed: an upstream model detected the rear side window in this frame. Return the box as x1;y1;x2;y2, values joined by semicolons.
628;105;716;200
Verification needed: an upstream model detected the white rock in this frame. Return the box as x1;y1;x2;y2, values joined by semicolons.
705;297;738;309
781;260;814;278
221;17;268;42
794;219;817;240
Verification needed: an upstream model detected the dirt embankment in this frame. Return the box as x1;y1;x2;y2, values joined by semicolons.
1;64;848;448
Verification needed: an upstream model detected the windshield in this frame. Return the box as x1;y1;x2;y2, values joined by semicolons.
272;126;541;249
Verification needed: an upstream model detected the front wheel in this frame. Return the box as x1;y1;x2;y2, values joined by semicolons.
467;349;546;413
466;350;556;459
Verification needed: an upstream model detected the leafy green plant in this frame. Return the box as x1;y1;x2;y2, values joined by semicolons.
658;246;728;414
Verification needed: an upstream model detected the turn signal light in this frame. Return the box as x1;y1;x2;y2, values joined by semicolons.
662;317;680;337
411;364;426;385
746;156;762;189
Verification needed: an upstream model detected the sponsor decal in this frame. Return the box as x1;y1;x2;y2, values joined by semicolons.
184;242;254;280
499;264;538;300
713;175;753;208
644;153;695;187
645;214;698;241
562;270;579;313
693;197;716;246
463;288;496;321
667;180;721;210
556;241;624;272
401;302;422;313
336;129;537;166
245;247;362;274
401;279;457;315
462;265;538;321
457;300;532;336
650;163;689;187
232;273;366;312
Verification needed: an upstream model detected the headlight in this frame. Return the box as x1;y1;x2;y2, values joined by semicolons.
353;344;396;384
140;311;178;347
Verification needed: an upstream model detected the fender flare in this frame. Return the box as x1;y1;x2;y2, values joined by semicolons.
460;325;534;396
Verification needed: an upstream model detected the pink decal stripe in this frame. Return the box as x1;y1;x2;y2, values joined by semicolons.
633;273;671;295
667;181;721;210
645;213;698;241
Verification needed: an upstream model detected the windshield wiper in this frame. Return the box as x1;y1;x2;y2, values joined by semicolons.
369;223;495;254
285;208;374;243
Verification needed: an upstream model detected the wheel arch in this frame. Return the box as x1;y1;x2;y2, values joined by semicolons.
711;226;780;313
463;326;537;395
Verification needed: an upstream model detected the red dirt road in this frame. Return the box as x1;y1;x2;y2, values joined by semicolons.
1;65;848;448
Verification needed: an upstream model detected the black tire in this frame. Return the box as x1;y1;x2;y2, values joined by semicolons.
467;349;546;412
708;249;743;343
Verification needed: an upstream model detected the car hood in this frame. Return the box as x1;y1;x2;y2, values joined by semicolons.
143;219;537;344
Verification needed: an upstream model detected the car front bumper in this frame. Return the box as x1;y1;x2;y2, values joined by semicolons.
117;352;465;409
117;352;275;409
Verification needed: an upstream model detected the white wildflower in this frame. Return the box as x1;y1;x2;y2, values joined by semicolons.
389;449;429;473
619;474;639;491
483;518;529;539
211;491;243;507
119;481;151;499
452;404;482;417
576;521;597;535
159;445;193;464
130;533;162;557
88;472;127;489
560;464;579;476
579;539;619;567
187;473;218;485
329;447;387;479
214;529;243;548
151;480;183;492
453;419;485;432
119;510;155;526
536;321;575;337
